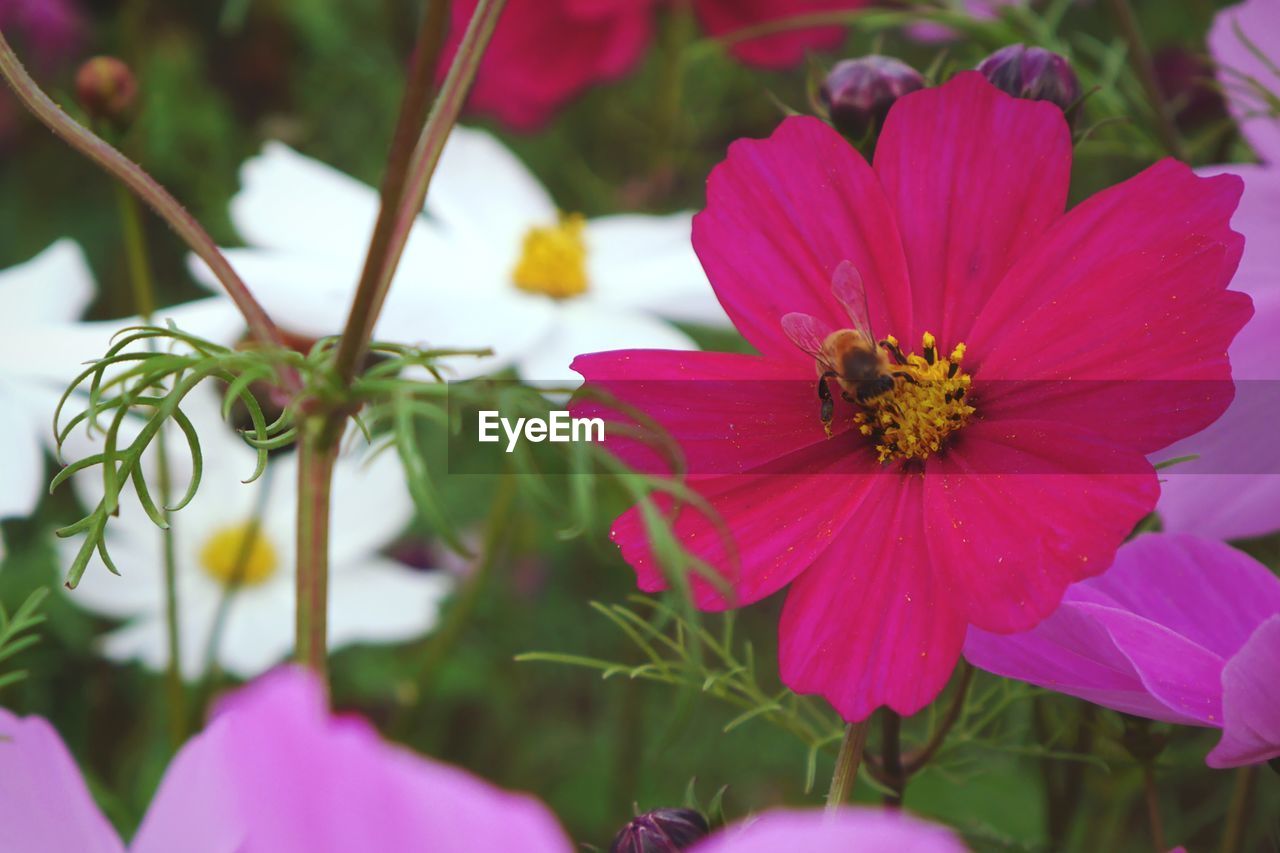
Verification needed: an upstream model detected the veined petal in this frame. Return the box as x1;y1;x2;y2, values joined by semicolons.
779;474;967;721
693;115;912;362
0;710;125;853
874;72;1072;345
926;418;1157;633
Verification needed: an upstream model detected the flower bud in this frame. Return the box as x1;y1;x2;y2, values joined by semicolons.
74;56;138;128
819;56;926;139
977;45;1081;115
610;808;710;853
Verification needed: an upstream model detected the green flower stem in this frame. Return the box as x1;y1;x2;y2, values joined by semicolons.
1104;0;1188;160
1220;765;1257;853
295;426;336;687
115;184;187;744
331;0;508;390
0;31;296;375
903;662;973;775
1142;764;1166;852
826;720;871;811
651;0;695;191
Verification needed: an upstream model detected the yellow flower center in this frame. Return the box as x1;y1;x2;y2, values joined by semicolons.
199;522;278;587
855;332;975;463
511;213;589;298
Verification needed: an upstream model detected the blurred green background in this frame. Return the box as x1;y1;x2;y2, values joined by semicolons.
2;0;1277;850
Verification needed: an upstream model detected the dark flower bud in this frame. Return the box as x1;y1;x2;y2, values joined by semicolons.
74;56;138;128
819;56;926;139
977;45;1082;115
610;808;710;853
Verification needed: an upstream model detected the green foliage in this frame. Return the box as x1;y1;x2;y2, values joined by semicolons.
0;588;50;694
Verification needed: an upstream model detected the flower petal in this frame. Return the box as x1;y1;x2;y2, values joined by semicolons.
971;160;1250;452
692;115;912;362
518;303;696;385
328;559;453;649
691;808;967;853
0;239;94;323
1209;0;1280;163
692;0;856;69
131;668;574;853
1208;615;1280;767
585;212;729;327
0;385;45;519
328;443;415;566
0;710;125;853
778;474;967;720
926;418;1157;632
873;72;1072;345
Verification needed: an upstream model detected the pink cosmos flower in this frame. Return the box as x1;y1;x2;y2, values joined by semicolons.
0;668;968;850
446;0;865;130
964;533;1280;768
573;72;1250;722
1154;0;1280;541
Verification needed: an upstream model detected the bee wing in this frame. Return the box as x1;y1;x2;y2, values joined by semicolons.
781;311;838;370
830;260;877;344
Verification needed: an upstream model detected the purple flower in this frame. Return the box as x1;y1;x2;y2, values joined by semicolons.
0;668;970;850
0;0;83;68
964;533;1280;768
1154;0;1280;540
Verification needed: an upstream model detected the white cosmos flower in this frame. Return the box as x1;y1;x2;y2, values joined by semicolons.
63;387;451;680
188;126;728;384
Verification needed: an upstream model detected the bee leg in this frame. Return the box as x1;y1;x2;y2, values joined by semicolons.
880;339;908;365
817;372;836;436
891;370;919;386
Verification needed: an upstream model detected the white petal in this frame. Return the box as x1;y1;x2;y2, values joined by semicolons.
327;442;414;566
213;582;296;679
0;384;45;519
151;297;247;348
585;213;730;327
231;142;383;258
428;126;555;260
517;303;698;385
328;559;453;649
187;249;358;337
59;536;165;620
0;240;95;324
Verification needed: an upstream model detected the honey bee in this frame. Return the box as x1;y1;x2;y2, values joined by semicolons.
782;261;914;431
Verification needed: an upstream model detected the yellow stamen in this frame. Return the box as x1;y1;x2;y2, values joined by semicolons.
199;523;277;587
512;213;589;298
854;332;975;463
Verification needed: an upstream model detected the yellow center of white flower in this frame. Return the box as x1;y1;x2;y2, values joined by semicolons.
512;213;589;298
199;522;278;587
855;332;975;463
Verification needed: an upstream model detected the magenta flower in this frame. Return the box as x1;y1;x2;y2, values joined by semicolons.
0;669;969;850
965;533;1280;768
0;0;83;69
573;73;1250;722
445;0;866;130
1154;0;1280;541
0;668;572;851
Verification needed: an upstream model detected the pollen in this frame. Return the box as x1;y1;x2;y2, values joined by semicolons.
855;332;975;463
512;213;589;298
199;522;278;587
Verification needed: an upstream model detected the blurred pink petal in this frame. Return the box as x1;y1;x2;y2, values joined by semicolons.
1209;0;1280;163
965;534;1280;767
694;808;967;852
0;711;126;852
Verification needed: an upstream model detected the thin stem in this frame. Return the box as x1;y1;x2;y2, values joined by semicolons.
0;32;295;368
826;720;871;812
1142;764;1165;853
1104;0;1188;160
332;0;507;388
650;0;695;191
294;425;336;687
115;184;186;745
881;709;905;807
340;0;451;384
1219;765;1256;853
904;662;973;775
